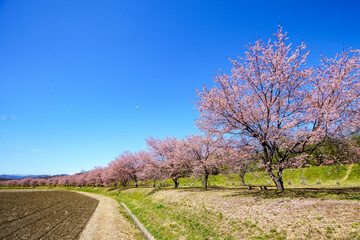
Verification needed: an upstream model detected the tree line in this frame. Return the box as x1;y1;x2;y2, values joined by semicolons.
0;135;257;189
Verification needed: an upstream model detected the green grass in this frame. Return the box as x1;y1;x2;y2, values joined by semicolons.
95;164;360;189
118;189;222;239
146;164;360;188
348;164;360;180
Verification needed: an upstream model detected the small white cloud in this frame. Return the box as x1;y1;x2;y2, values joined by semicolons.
15;146;41;152
0;114;16;121
136;106;139;109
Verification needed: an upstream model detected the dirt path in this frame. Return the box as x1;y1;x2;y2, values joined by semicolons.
76;191;141;240
342;164;354;181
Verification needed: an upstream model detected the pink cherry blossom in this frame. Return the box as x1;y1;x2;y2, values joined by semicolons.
196;26;360;191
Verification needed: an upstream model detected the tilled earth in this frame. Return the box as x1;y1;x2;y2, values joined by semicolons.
0;190;98;240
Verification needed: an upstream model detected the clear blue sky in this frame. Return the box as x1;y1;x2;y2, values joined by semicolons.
1;0;359;175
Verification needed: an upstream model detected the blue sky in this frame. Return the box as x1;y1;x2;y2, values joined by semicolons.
1;0;359;175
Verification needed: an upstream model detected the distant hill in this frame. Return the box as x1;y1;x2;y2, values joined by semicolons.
0;174;68;180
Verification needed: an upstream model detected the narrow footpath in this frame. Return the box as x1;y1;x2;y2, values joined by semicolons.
77;191;141;240
342;164;354;181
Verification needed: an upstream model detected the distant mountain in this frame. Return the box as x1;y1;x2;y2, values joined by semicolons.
0;174;68;180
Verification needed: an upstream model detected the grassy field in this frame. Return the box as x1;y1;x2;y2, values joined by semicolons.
156;164;360;188
2;164;360;239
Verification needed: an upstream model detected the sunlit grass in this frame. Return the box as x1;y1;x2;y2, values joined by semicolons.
146;164;360;188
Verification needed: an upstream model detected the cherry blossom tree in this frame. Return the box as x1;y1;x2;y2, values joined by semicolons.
5;179;19;186
74;172;88;187
38;178;47;186
146;136;191;188
184;134;224;189
196;26;360;191
107;158;131;187
18;177;32;187
139;151;164;187
107;151;145;187
225;141;259;186
67;175;77;186
0;179;17;186
48;177;59;186
87;167;105;186
100;167;116;187
57;175;70;186
29;178;39;187
310;135;360;165
122;151;145;187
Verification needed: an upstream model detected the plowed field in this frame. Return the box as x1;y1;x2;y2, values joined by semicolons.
0;191;98;240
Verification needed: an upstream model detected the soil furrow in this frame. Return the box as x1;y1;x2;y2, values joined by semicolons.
0;200;64;226
0;190;98;240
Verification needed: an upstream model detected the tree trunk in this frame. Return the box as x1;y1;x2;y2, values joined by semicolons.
135;180;138;187
265;166;284;191
203;174;209;189
273;177;284;191
172;178;179;188
239;174;246;186
121;180;128;187
239;171;246;186
153;179;156;188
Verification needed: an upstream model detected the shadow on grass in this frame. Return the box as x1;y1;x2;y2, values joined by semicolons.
146;188;163;196
148;185;360;201
226;186;360;200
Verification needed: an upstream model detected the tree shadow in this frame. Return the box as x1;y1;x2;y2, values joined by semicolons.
227;187;360;200
125;185;360;201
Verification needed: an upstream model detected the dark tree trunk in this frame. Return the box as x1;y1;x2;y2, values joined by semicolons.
240;175;245;186
173;178;179;188
273;177;284;191
153;179;156;188
265;166;284;191
121;181;128;187
135;180;138;187
203;174;209;189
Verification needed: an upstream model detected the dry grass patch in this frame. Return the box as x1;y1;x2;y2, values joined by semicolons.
147;188;360;239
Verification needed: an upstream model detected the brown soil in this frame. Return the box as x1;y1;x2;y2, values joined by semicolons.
0;190;98;240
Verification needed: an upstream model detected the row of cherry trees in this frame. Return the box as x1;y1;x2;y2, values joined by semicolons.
1;27;359;191
0;134;256;189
